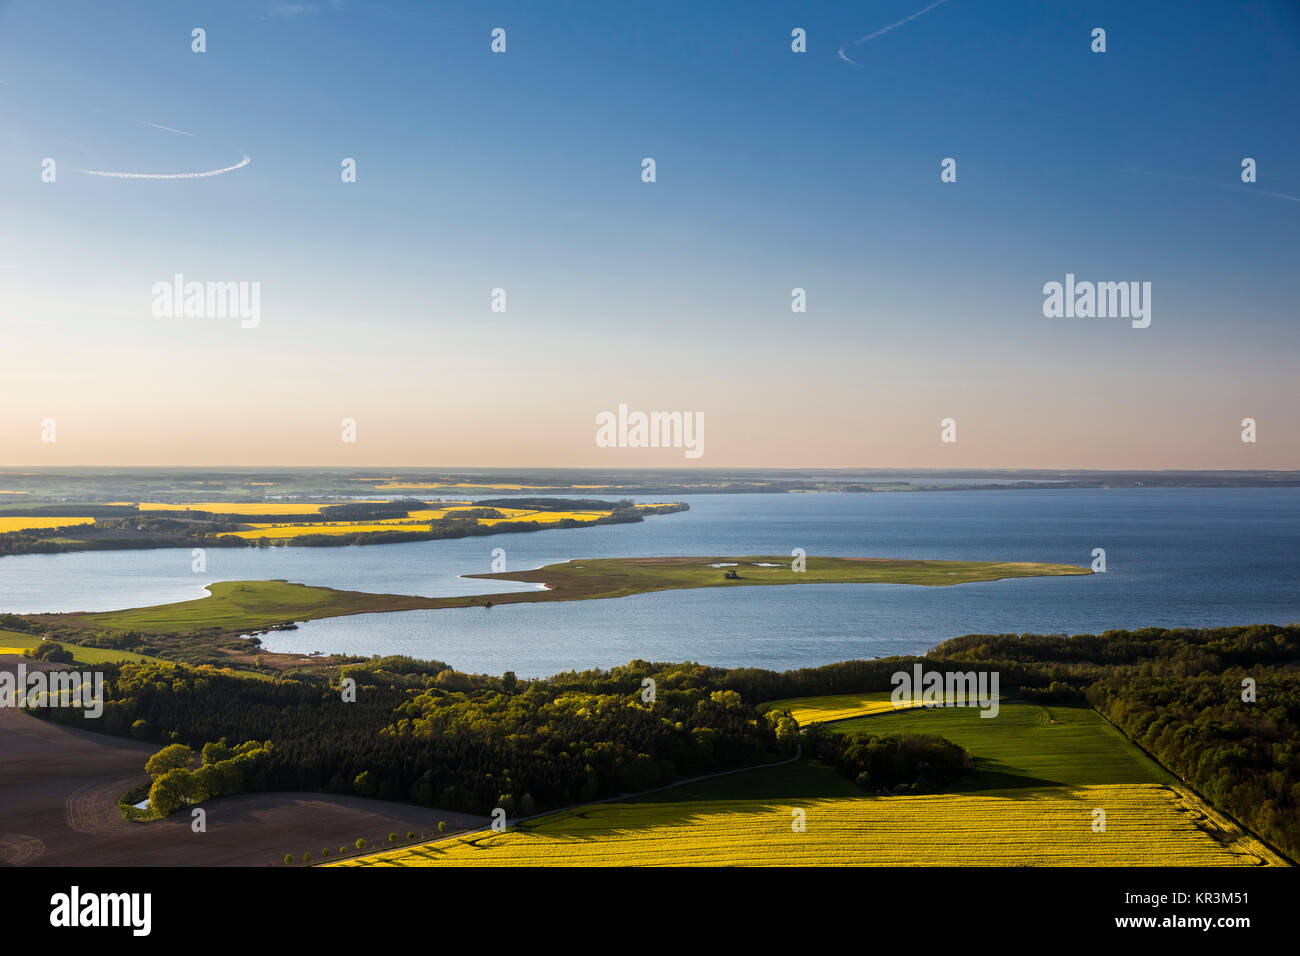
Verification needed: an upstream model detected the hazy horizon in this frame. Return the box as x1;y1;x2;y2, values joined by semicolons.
2;464;1298;477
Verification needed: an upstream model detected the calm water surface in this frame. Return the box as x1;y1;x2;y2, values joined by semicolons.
1;489;1295;676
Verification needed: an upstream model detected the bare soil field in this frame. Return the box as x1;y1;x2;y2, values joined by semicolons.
0;657;484;867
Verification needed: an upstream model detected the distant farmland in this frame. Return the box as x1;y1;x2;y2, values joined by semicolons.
0;497;683;556
216;506;617;539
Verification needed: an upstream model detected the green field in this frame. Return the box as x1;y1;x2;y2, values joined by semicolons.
0;629;160;665
61;580;457;633
836;699;1173;790
32;556;1088;635
470;555;1091;598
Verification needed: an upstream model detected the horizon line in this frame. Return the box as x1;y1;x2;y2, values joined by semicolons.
2;465;1299;475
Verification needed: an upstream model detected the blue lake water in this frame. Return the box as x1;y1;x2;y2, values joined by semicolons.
1;489;1296;676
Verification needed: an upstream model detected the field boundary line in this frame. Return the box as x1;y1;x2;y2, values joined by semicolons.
1089;704;1294;866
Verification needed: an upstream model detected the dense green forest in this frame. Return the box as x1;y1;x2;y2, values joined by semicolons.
26;658;789;815
804;726;971;793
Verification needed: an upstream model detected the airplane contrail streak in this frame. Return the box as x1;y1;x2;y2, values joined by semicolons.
838;0;952;64
145;122;196;137
78;154;251;179
1125;168;1300;204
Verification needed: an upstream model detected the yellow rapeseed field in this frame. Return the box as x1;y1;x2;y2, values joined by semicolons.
370;482;550;490
218;506;614;538
213;504;603;538
237;508;457;525
350;479;618;490
361;480;617;490
220;523;433;539
137;502;339;514
0;516;95;533
340;784;1281;867
761;691;933;725
478;510;609;525
368;482;458;489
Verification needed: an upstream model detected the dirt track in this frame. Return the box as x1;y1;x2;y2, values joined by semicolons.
0;657;485;866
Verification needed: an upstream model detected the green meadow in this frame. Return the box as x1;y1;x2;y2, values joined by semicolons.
469;555;1091;598
0;629;160;666
65;580;454;634
836;699;1175;790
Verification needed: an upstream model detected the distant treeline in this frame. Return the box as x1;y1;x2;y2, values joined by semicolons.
313;500;423;521
0;504;140;518
0;523;249;557
472;497;686;516
475;497;637;510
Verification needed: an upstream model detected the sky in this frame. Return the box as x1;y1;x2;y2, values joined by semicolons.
0;0;1297;468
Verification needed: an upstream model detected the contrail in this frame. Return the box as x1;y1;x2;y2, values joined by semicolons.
82;106;195;137
839;0;951;64
145;121;196;137
78;154;251;179
1125;168;1300;204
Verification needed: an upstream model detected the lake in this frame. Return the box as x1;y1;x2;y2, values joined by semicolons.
1;489;1296;676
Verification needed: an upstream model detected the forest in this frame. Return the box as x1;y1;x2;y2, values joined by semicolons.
26;657;789;815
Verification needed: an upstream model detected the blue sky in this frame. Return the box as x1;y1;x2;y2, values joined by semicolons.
1;0;1297;467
